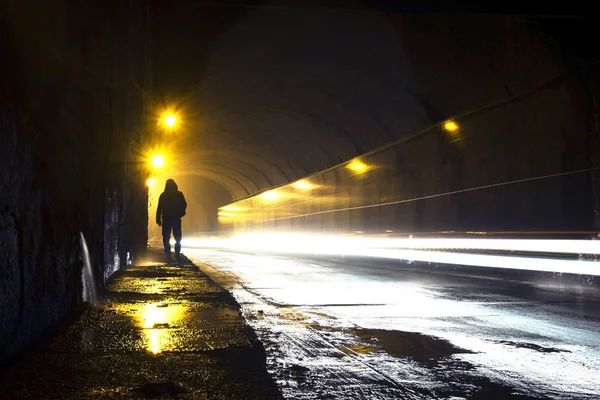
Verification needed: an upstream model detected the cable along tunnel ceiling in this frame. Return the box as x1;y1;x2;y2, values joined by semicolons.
174;7;427;200
175;9;560;200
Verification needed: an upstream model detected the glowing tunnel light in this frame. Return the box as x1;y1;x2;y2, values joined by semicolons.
260;190;281;201
443;120;459;133
293;180;313;190
160;108;178;129
221;205;243;211
181;233;600;277
347;160;368;173
151;154;165;168
164;115;176;127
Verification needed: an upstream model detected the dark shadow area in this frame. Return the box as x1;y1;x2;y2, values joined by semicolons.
348;327;474;365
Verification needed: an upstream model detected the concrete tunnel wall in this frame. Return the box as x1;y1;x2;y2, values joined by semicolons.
163;8;598;218
0;1;149;365
218;14;600;233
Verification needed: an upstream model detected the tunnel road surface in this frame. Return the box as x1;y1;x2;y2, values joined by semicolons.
184;247;600;399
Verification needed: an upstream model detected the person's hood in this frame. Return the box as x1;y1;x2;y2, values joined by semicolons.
165;179;178;192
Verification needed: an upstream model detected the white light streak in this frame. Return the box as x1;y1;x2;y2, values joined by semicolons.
181;233;600;276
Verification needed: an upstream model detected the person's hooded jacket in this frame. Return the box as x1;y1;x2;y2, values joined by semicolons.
156;179;187;225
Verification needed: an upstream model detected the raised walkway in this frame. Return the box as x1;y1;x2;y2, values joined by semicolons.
0;248;282;399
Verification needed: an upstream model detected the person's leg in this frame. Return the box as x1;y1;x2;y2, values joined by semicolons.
173;219;182;262
162;222;172;260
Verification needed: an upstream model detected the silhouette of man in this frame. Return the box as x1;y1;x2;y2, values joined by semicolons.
156;179;187;262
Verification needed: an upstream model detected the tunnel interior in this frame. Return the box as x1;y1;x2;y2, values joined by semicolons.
148;5;598;234
1;0;598;372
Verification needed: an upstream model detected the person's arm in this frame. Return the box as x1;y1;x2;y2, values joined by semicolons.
177;192;187;218
156;194;163;226
181;193;187;214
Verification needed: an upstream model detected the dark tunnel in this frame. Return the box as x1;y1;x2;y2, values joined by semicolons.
1;1;598;395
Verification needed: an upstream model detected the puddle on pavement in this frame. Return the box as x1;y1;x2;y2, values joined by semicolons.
279;308;307;322
273;307;472;365
347;328;473;365
105;302;244;354
339;344;379;355
273;321;543;399
495;340;569;353
109;302;189;354
120;270;180;278
139;303;188;354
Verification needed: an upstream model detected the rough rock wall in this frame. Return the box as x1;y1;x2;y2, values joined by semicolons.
0;0;148;365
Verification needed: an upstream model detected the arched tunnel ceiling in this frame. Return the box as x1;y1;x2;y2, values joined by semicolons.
169;7;429;199
155;5;566;200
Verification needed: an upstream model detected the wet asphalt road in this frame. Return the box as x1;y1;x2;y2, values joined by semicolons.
185;247;600;399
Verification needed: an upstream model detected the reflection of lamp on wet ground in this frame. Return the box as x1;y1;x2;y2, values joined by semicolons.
139;303;187;354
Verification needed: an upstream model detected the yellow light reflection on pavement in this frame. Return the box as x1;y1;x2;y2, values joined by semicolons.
139;303;187;354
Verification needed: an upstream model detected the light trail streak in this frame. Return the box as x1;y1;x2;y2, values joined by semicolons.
180;233;600;276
